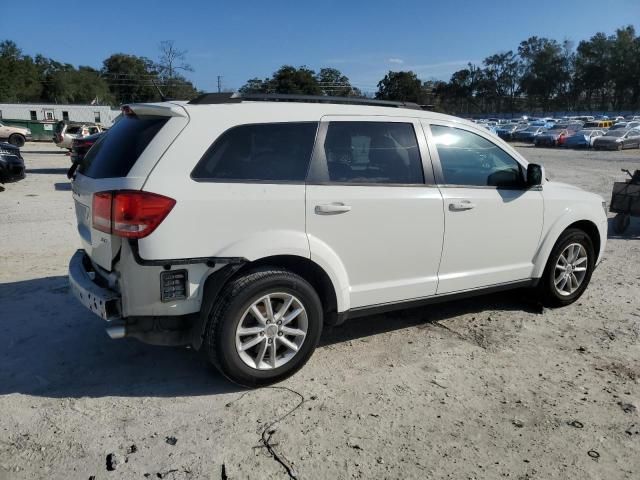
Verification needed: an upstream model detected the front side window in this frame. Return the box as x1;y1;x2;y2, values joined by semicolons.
192;122;318;182
431;125;524;188
323;121;423;184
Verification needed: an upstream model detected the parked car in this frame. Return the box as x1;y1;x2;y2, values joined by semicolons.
563;129;606;149
0;142;25;184
593;129;640;150
0;122;32;147
513;126;546;142
610;122;628;130
70;131;105;165
68;94;607;387
584;120;614;129
496;124;527;140
54;122;103;150
534;128;572;147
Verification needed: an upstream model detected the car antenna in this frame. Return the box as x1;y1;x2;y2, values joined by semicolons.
152;79;168;102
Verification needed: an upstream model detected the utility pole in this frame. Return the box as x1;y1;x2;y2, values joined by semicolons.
217;76;222;93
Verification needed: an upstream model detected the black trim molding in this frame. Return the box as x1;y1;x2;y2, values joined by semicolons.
336;279;538;323
129;240;246;269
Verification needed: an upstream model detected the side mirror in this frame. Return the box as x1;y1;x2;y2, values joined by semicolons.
526;163;543;187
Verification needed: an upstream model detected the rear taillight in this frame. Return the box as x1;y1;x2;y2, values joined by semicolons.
92;191;175;239
92;192;113;233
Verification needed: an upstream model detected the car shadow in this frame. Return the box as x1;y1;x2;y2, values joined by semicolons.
606;216;640;239
54;182;71;191
0;275;540;399
0;276;240;399
21;150;66;155
26;168;69;175
320;289;540;347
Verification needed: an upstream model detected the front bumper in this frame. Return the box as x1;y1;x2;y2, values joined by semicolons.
0;157;25;183
68;249;121;321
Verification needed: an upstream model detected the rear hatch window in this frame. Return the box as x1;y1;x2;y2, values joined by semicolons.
77;115;168;179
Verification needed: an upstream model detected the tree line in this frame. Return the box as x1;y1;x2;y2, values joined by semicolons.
239;25;640;114
0;40;198;105
1;25;639;114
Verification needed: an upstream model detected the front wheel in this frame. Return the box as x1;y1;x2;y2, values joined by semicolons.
204;268;323;387
8;134;25;147
537;228;595;307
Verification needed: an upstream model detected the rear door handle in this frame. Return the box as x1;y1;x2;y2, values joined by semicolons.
449;200;476;211
315;203;352;215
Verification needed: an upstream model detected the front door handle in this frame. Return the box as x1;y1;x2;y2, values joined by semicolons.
315;203;352;215
449;200;476;211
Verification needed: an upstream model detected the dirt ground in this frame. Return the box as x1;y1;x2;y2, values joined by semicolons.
1;142;640;480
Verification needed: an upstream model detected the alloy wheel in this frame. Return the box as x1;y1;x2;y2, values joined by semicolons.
554;243;588;296
235;293;308;370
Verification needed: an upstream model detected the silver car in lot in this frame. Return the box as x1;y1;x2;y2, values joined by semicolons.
593;129;640;151
53;122;104;150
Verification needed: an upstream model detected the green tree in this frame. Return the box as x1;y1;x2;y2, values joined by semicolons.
238;77;268;94
608;26;640;109
482;51;521;112
316;67;359;96
102;53;160;103
517;36;571;111
574;32;612;110
0;40;42;102
375;71;423;102
268;65;321;94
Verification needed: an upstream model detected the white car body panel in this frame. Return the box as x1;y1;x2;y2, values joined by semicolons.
436;187;543;293
306;184;444;309
69;100;608;321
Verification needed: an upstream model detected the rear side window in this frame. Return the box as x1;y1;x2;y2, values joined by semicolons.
323;121;423;184
78;115;168;179
191;122;318;182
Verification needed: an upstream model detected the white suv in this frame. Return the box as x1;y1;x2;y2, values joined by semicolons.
68;94;608;387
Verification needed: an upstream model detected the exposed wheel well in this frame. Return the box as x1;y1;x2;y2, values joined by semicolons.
566;220;600;256
235;255;339;324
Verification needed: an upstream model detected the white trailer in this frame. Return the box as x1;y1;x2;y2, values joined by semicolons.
0;103;120;127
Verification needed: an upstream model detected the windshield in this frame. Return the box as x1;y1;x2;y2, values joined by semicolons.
525;127;540;132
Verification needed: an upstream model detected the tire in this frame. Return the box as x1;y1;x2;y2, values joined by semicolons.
537;228;595;307
8;134;25;147
204;268;323;387
613;213;630;234
617;143;623;151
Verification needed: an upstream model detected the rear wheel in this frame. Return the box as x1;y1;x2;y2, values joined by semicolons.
204;268;323;387
8;134;25;147
537;228;595;307
613;213;630;234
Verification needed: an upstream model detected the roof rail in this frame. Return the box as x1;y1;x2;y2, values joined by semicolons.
188;92;423;110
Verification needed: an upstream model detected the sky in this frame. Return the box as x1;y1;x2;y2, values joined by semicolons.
1;0;639;94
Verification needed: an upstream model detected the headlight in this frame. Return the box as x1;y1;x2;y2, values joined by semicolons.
0;149;15;155
25;129;32;135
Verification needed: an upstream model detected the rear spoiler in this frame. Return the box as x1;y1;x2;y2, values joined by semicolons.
121;103;187;118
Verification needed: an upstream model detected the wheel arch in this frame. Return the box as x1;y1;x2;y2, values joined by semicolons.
192;254;343;350
532;216;603;278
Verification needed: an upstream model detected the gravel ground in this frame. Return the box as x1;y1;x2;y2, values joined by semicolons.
1;142;639;480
